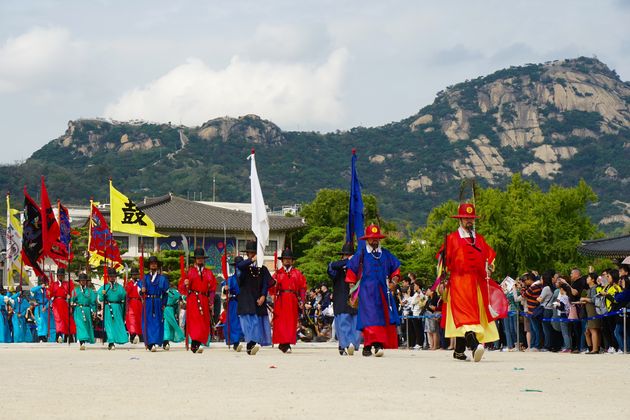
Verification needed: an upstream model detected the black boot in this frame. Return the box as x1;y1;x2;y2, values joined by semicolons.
465;331;479;350
373;343;384;357
246;341;255;355
453;337;467;360
362;345;373;357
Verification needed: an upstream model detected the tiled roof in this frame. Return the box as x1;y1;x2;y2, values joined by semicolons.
577;234;630;259
134;194;306;232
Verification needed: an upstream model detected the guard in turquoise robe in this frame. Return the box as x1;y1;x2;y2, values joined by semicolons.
72;273;97;349
0;288;12;343
163;286;185;345
31;278;56;342
11;288;31;343
98;268;128;349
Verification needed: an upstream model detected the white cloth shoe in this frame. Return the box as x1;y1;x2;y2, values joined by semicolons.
347;344;355;356
250;343;261;355
132;335;139;344
235;343;243;352
473;344;485;362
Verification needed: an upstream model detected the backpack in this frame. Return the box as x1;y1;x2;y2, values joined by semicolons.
594;293;608;315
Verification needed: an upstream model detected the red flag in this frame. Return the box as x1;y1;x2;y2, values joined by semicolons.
57;201;73;266
40;177;67;265
221;250;228;280
88;203;123;269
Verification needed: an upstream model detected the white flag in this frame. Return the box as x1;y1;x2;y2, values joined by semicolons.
248;151;269;264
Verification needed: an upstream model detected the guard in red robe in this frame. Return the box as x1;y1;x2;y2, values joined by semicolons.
271;249;306;353
438;203;500;362
125;267;143;344
48;268;76;343
179;248;217;354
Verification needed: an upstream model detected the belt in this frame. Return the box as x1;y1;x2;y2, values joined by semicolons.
129;297;141;301
189;291;209;297
146;295;161;299
77;304;91;307
107;301;124;304
278;289;297;295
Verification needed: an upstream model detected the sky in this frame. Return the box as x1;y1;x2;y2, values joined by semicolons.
0;0;628;163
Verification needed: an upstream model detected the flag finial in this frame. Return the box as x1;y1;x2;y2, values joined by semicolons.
251;148;255;155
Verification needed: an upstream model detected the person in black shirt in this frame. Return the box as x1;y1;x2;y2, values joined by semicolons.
328;243;360;355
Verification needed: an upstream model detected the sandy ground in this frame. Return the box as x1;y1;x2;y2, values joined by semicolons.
1;342;629;420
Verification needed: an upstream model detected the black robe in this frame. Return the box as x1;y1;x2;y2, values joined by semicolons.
328;259;357;316
236;259;272;317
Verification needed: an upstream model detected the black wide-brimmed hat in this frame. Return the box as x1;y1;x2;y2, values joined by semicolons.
56;268;66;276
193;248;209;259
245;240;257;253
107;267;118;278
280;248;294;260
78;273;89;281
130;267;140;276
230;256;244;266
147;256;160;264
338;242;355;255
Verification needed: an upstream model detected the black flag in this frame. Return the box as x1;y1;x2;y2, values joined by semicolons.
21;187;45;276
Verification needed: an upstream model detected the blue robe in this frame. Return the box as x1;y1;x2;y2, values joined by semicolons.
346;246;401;349
11;293;31;343
0;295;12;343
222;275;244;345
140;272;169;346
31;285;56;339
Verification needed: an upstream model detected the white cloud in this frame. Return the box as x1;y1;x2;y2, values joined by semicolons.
104;48;348;130
0;26;84;93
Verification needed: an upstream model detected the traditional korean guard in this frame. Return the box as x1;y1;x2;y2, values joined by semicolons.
178;248;216;354
271;249;307;354
346;225;401;357
236;240;273;356
328;243;361;355
72;273;97;350
125;267;143;344
438;203;500;362
98;268;128;350
141;256;169;352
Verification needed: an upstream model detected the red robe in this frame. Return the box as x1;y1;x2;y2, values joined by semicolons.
439;229;497;329
125;279;143;335
178;266;216;343
270;266;306;345
48;280;76;335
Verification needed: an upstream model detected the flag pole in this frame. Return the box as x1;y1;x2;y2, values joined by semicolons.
4;192;9;289
223;224;229;347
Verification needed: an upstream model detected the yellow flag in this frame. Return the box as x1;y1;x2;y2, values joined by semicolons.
5;195;27;287
109;181;165;237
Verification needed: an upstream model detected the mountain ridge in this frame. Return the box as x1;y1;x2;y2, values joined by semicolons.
1;56;628;232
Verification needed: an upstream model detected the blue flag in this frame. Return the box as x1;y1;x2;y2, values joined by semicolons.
347;149;365;248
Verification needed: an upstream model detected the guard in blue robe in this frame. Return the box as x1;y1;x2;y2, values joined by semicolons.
0;287;12;343
31;277;56;342
141;256;169;351
223;256;245;350
328;243;361;355
11;287;31;343
346;225;401;357
236;240;273;355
